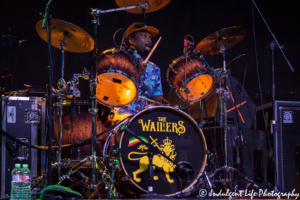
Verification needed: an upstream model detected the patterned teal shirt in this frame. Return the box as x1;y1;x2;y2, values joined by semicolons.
120;52;163;114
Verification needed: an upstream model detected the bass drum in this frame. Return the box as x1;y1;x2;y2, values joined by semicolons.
166;54;214;102
103;106;207;197
96;48;139;107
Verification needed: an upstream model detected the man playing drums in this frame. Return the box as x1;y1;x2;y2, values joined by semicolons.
121;22;168;114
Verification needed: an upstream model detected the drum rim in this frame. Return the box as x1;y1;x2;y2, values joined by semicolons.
95;86;138;108
54;100;91;106
176;75;215;103
96;48;139;108
166;56;214;103
118;106;208;196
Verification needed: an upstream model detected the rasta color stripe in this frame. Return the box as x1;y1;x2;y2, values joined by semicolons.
128;136;149;147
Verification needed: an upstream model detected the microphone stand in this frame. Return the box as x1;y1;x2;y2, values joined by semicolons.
251;0;294;72
252;0;294;190
41;0;53;186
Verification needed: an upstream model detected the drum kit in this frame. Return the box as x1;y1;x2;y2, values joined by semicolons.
28;0;259;199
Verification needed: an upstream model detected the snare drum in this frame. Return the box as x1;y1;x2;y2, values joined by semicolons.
103;106;207;197
96;48;139;107
166;55;214;102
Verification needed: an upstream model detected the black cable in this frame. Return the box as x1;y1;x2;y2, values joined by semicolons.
113;28;124;49
252;1;277;187
177;175;183;198
228;76;243;137
213;76;217;158
45;12;54;186
0;116;131;151
228;75;244;177
241;56;248;96
203;100;221;169
183;35;195;115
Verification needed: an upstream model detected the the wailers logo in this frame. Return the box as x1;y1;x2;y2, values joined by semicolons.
138;117;185;136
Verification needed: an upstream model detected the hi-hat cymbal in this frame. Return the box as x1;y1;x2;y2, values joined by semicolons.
195;26;246;56
36;19;94;53
115;0;171;14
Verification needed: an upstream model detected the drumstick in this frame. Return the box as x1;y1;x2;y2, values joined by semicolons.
142;37;162;64
139;96;162;105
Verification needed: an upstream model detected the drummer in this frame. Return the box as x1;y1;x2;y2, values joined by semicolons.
121;22;168;114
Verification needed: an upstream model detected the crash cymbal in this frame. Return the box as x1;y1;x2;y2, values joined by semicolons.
36;19;94;53
195;26;246;56
115;0;171;14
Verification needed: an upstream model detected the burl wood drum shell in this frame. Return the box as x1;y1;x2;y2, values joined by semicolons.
53;101;110;160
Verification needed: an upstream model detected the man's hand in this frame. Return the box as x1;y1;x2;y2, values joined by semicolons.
153;95;169;105
138;61;147;75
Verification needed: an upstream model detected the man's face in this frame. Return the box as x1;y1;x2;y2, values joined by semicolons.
129;31;152;57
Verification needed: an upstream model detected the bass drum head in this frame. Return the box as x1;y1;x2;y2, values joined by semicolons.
119;106;207;196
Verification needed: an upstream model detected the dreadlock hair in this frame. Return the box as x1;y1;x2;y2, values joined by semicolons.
125;32;145;77
125;32;136;50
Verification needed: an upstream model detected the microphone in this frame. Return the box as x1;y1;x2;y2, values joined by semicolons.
184;39;188;55
176;161;194;182
3;35;27;46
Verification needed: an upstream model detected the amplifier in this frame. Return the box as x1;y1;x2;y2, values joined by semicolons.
1;96;46;197
275;101;300;192
203;127;267;189
295;144;300;193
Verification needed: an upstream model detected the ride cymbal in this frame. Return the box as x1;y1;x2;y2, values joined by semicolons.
36;19;94;53
115;0;171;14
195;26;246;56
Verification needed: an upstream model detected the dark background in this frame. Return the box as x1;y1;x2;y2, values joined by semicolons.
1;0;299;106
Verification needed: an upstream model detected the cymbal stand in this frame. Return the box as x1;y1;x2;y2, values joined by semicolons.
56;39;67;178
216;46;230;179
50;37;81;180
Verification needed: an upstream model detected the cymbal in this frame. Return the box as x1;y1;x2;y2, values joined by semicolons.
195;26;246;56
36;19;94;53
115;0;171;14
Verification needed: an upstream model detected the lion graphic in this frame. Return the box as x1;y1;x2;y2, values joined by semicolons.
128;137;177;183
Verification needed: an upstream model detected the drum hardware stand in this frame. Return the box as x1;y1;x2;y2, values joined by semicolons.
32;120;127;198
31;162;92;190
32;54;83;189
215;46;232;184
50;3;150;197
55;38;67;179
60;3;150;191
213;48;247;189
